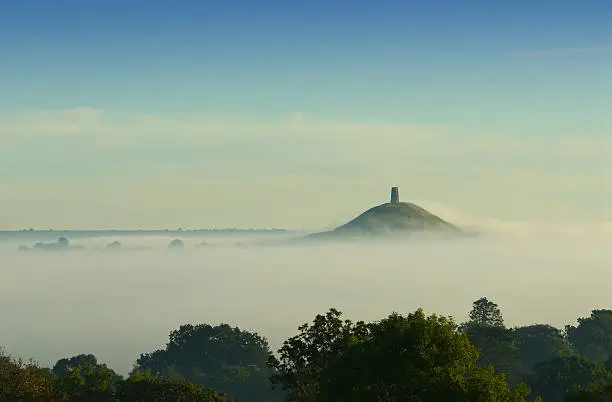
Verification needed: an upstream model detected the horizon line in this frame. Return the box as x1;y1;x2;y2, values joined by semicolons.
0;228;293;233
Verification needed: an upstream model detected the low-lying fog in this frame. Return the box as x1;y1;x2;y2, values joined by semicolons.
0;228;610;375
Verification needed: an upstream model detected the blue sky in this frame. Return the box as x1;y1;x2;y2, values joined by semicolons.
1;0;611;229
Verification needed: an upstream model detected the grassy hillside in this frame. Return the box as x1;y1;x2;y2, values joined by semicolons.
306;202;463;240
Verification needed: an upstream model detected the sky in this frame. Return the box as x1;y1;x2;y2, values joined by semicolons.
1;0;611;229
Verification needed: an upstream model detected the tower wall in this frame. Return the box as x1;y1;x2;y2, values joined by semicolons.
390;187;399;203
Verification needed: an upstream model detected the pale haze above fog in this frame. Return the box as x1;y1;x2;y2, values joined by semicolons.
1;108;611;230
0;230;611;375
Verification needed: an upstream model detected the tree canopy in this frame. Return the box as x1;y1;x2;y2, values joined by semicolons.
515;324;575;374
465;297;506;328
2;300;612;401
134;323;281;402
116;372;232;402
459;298;522;385
270;307;534;401
0;353;58;401
565;380;612;402
527;355;612;402
566;309;612;363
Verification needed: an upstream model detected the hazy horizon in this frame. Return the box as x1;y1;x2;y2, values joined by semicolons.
2;198;612;234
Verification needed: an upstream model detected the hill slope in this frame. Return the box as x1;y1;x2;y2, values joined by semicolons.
306;202;463;240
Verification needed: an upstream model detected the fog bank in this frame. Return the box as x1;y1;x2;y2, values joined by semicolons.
0;229;610;375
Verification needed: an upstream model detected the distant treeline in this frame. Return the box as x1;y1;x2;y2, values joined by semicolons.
2;298;611;401
0;228;289;240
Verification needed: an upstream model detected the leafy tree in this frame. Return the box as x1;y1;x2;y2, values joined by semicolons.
54;363;118;401
52;354;123;401
566;309;612;363
460;298;522;385
464;367;535;402
527;355;612;402
115;372;232;402
134;323;280;402
465;297;505;328
0;349;234;401
515;324;575;373
52;354;121;382
270;308;534;401
53;354;99;377
268;308;369;402
0;352;61;401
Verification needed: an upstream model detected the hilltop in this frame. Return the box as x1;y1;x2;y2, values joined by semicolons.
304;187;465;241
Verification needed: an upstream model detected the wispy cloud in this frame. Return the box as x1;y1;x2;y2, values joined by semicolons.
1;107;610;153
1;107;611;169
512;47;612;58
0;107;611;228
0;107;439;145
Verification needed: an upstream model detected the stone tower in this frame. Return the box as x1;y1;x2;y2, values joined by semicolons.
390;186;399;203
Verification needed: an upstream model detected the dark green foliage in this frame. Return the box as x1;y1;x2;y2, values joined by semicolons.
268;308;369;401
115;372;232;402
270;308;534;401
565;381;612;401
463;367;535;402
53;354;99;377
52;354;123;401
3;302;612;401
464;325;523;385
53;363;117;401
1;350;231;401
566;309;612;363
515;324;575;374
527;355;612;402
460;298;523;385
133;323;281;402
318;310;480;401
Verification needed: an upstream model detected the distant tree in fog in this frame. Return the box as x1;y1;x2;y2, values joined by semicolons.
105;241;122;250
57;237;70;246
168;239;184;249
